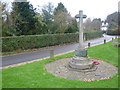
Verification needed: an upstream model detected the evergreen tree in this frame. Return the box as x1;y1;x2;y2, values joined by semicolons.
53;2;69;33
12;2;37;35
53;2;78;33
65;19;78;33
54;2;67;15
41;2;54;34
106;12;118;29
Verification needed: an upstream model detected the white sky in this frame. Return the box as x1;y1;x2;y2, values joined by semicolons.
2;0;120;20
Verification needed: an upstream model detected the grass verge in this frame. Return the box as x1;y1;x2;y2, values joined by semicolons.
2;41;119;88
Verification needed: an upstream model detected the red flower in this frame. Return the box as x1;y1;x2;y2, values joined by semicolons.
93;61;100;65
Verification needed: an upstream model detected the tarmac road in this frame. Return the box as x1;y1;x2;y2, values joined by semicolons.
2;34;115;67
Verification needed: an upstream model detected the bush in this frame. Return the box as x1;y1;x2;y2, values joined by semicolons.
84;30;103;40
2;31;103;52
106;29;120;35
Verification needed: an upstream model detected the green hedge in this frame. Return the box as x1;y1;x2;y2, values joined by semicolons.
2;31;103;52
106;29;119;35
84;31;103;40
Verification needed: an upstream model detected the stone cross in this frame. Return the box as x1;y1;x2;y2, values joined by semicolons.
68;11;94;71
75;10;87;50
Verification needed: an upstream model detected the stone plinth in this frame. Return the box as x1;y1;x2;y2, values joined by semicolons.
69;49;95;71
69;56;95;70
76;49;87;57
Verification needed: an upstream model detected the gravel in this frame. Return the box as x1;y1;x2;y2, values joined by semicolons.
45;58;118;81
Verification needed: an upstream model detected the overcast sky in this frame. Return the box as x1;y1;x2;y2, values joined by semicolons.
3;0;120;20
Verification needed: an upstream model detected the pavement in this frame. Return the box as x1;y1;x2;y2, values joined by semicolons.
2;34;116;67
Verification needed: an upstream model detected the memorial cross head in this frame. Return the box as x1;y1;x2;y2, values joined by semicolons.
75;14;87;19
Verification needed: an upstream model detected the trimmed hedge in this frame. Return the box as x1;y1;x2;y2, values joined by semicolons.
106;29;120;35
2;31;103;52
84;31;103;40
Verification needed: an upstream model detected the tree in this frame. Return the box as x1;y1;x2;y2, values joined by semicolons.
54;2;67;15
12;2;38;35
1;2;15;36
84;18;102;31
54;11;69;33
34;13;47;34
84;18;93;31
106;12;118;29
41;2;54;34
106;12;120;35
53;2;78;33
92;18;102;30
65;19;78;33
118;11;120;34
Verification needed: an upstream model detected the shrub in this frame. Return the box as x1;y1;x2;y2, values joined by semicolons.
2;31;103;52
84;30;103;40
106;29;120;35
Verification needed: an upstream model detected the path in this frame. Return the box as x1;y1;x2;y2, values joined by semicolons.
2;34;115;67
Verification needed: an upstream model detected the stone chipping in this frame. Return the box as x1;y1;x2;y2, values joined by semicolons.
45;58;118;81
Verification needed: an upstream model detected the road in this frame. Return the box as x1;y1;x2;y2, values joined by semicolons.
2;34;115;67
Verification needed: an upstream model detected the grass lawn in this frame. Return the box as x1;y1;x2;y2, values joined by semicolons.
2;41;119;88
